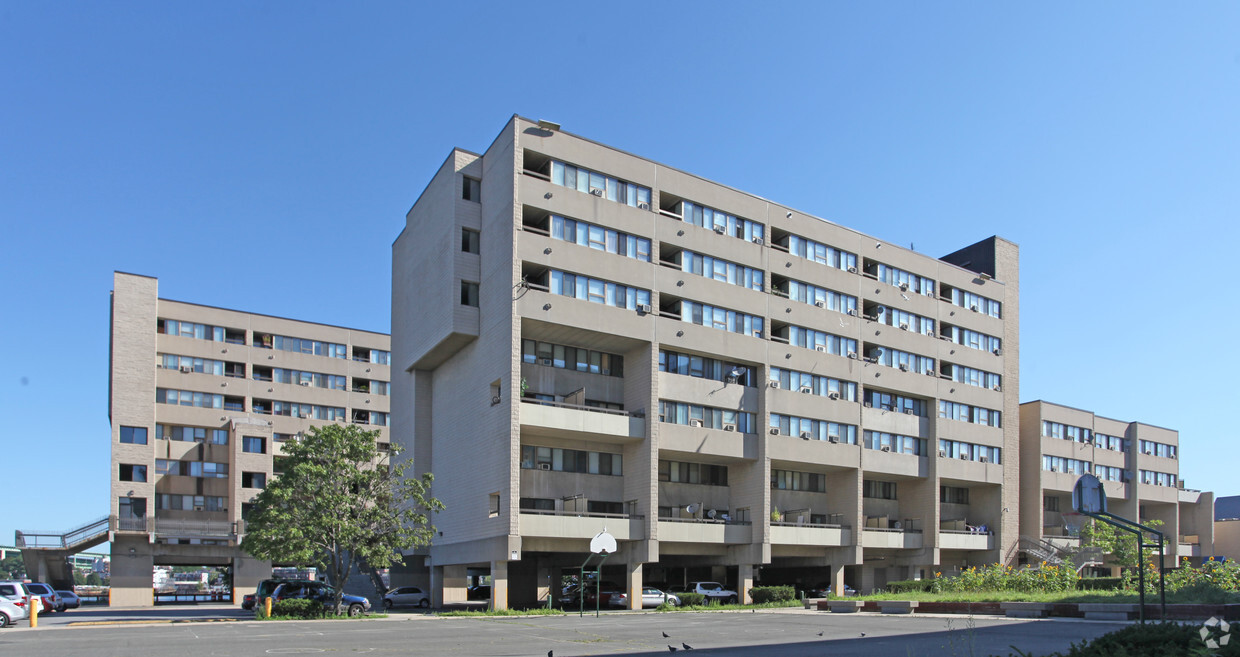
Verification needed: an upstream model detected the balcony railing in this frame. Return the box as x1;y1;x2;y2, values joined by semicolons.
519;509;641;520
519;397;636;418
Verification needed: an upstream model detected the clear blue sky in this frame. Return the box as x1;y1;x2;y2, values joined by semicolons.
2;3;1237;544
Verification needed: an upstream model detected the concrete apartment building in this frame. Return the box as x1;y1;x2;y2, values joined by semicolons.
391;116;1022;608
108;272;391;606
1019;400;1214;571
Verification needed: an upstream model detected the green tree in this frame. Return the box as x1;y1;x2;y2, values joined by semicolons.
0;553;25;580
1079;517;1165;569
240;424;442;614
86;572;103;587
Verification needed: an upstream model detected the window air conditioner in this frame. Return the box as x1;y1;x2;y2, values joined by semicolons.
637;202;651;211
847;308;858;317
970;305;979;312
713;225;725;235
847;266;858;274
880;445;891;452
723;423;736;432
927;330;936;338
637;304;652;314
298;381;310;387
992;384;1002;392
828;435;840;444
899;323;909;331
863;402;872;408
752;330;763;338
768;380;780;389
1050;466;1059;472
899;282;909;292
898;364;909;372
904;408;915;415
847;351;858;359
980;455;989;463
993;348;1002;356
814;300;826;308
925;370;937;376
538;463;551;471
800;431;812;439
541;358;552;366
800;385;812;393
590;187;604;197
752;237;764;245
179;365;192;373
689;419;704;428
815;345;827;353
938;449;947;458
828;392;840;400
769;428;780;435
959;453;969;460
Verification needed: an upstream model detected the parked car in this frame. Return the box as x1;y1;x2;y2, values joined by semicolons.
0;581;33;627
23;583;63;613
56;590;81;609
826;584;855;597
382;586;430;609
270;582;371;616
242;579;304;610
690;581;738;604
466;585;491;601
609;587;680;608
558;581;620;608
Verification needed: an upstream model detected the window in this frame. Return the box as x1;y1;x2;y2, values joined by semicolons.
661;350;754;386
460;281;479;307
658;460;728;486
547;269;651;311
489;493;501;517
676;200;765;243
522;339;624;376
156;388;224;408
938;401;1002;428
461;228;480;254
770;470;826;492
678;300;764;336
938;439;1002;464
118;496;147;519
863;430;927;455
678;250;763;290
1042;455;1090;474
520;445;622;475
551;215;650;262
243;436;266;454
782;233;856;271
157;319;229;342
948;364;1001;390
120;426;148;445
868;262;935;296
862;480;897;500
462;176;480;201
1043;496;1060;512
784;325;857;356
587;501;623;515
948;287;1001;318
242;472;266;489
940;486;969;505
768;367;857;401
1139;470;1178;487
155;494;225;511
1139;440;1177;459
769;414;858;444
119;464;147;482
659;400;757;433
550;160;651;209
781;279;857;314
865;390;928;416
254;333;347;359
869;345;936;375
519;497;555;511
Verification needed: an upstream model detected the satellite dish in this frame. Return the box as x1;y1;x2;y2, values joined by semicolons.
707;509;717;519
686;504;697;514
876;306;886;314
1072;473;1108;514
589;530;617;555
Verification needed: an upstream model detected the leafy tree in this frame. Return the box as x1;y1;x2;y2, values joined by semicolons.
0;553;25;580
1079;517;1165;569
241;424;442;614
86;572;103;587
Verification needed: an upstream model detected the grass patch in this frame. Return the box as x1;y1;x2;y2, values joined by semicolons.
437;608;566;617
852;589;1240;604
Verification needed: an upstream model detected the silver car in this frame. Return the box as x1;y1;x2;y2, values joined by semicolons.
382;586;431;609
609;587;680;608
0;581;32;627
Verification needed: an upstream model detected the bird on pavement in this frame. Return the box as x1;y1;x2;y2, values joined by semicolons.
663;631;670;638
668;646;678;653
682;643;693;650
817;631;824;636
860;632;867;637
548;651;553;657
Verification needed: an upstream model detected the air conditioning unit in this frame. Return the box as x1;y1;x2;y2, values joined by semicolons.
751;237;764;245
799;385;812;393
847;266;858;274
590;187;604;197
877;445;890;453
863;401;872;408
938;449;947;458
769;428;780;435
538;463;551;471
927;330;936;338
799;431;812;439
828;435;840;444
689;419;704;428
992;384;1002;392
993;348;1002;356
904;408;915;415
959;453;969;460
899;282;910;292
970;305;979;312
179;365;192;373
925;370;937;376
980;455;989;463
298;381;310;387
815;345;827;353
768;380;780;389
723;423;736;432
899;323;909;331
828;391;840;400
713;225;725;235
847;351;858;359
1051;466;1059;472
875;305;887;315
814;300;826;308
541;358;553;365
637;304;652;314
637;201;651;210
752;330;763;338
898;364;909;372
847;308;858;317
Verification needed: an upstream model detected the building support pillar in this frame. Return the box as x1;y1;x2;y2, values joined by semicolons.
232;555;270;605
625;561;643;610
831;563;847;595
490;560;509;610
738;564;754;604
442;564;468;605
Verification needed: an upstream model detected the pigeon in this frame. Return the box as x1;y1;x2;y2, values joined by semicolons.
547;652;553;657
663;631;670;638
682;643;693;651
668;646;678;653
860;632;867;637
817;631;824;636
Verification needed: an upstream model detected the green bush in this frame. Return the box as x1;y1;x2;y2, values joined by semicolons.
1076;577;1123;591
676;592;706;606
883;580;932;594
271;598;324;619
931;562;1078;594
1016;621;1240;657
749;586;795;604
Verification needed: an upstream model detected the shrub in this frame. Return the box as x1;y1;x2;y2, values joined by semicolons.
271;598;324;619
1017;621;1240;657
883;580;932;594
677;593;706;606
749;586;795;604
932;561;1078;594
1075;577;1122;591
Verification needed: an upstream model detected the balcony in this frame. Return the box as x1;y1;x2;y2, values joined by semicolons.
520;398;645;443
861;528;924;549
770;521;851;547
519;510;643;542
658;518;752;544
939;530;994;551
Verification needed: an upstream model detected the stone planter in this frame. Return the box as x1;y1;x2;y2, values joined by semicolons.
878;600;919;614
1077;603;1138;621
827;599;865;613
1000;602;1054;618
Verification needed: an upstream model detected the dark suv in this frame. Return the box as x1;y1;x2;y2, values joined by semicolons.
242;579;306;611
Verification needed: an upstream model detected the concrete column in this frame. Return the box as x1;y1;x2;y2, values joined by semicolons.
109;536;155;607
490;560;509;610
442;564;468;604
831;564;846;595
738;564;754;604
232;555;270;604
625;561;643;610
537;564;553;609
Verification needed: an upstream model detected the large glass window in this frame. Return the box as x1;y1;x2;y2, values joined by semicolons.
864;390;928;416
550;161;651;208
254;333;347;359
938;401;1002;427
939;439;1002;464
551;215;650;262
869;346;935;375
679;301;763;336
786;326;857;356
658;460;728;486
769;414;858;444
520;445;622;475
658;401;757;433
784;234;857;271
243;436;266;454
523;339;623;376
951;288;1002;318
661;350;754;386
155;388;223;408
771;469;826;492
769;367;857;400
871;263;935;296
157;319;228;342
119;426;148;445
950;364;1001;390
679;250;763;290
677;200;765;243
873;306;935;336
549;270;650;311
863;431;927;455
783;280;857;314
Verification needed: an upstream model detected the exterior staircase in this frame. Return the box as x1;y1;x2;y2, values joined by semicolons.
15;515;111;590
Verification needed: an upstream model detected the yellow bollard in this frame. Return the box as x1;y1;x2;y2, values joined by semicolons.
264;596;272;618
29;596;38;628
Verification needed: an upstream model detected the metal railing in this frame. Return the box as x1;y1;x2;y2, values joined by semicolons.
16;515;111;549
518;509;643;520
519;397;636;417
658;517;752;526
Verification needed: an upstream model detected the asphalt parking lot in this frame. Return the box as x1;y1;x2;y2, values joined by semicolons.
0;605;1129;657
